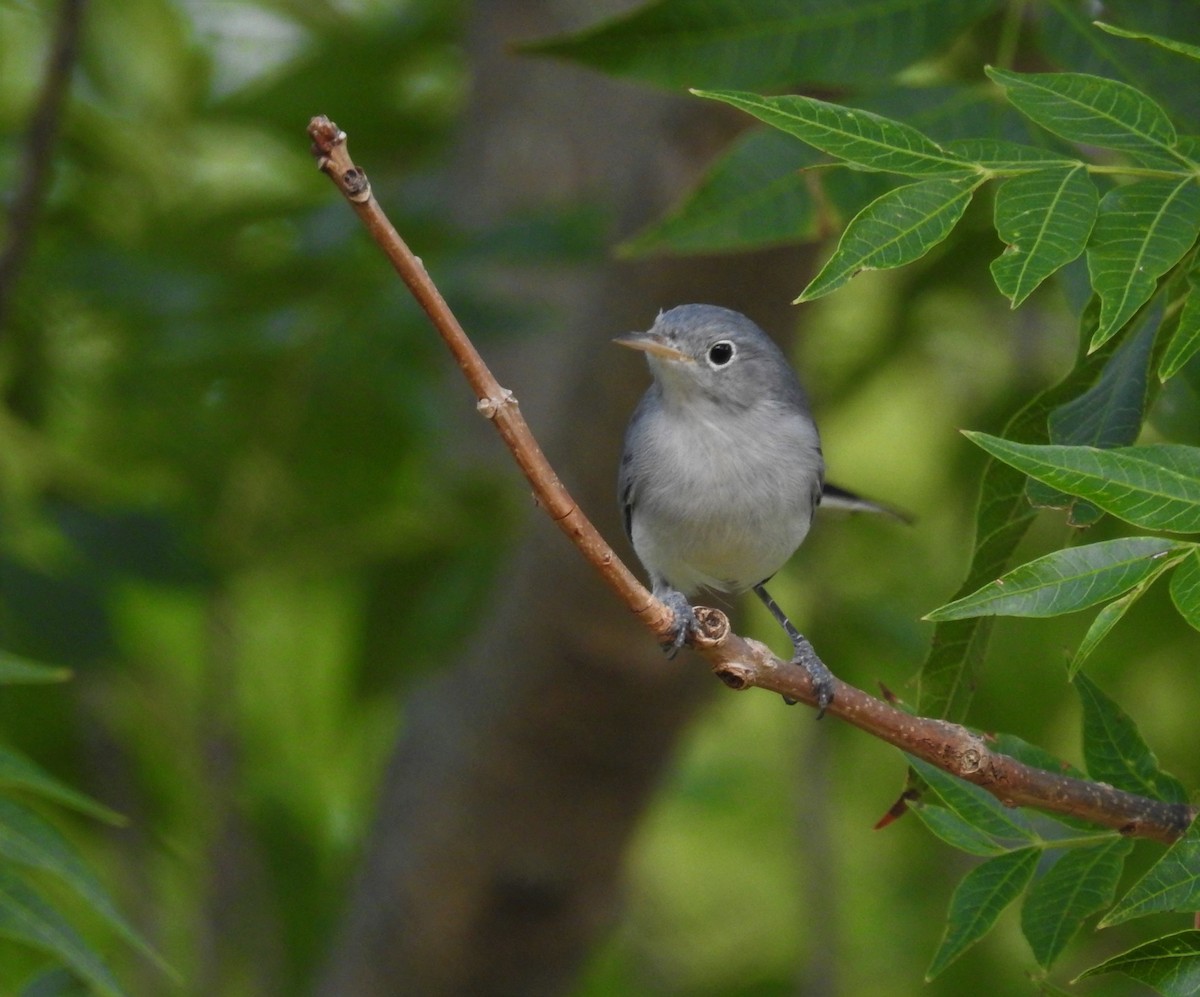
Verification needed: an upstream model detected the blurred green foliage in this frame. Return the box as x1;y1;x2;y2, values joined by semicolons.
2;0;1200;995
0;0;529;990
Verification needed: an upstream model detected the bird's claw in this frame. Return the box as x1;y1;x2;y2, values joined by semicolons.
790;638;836;718
658;590;699;659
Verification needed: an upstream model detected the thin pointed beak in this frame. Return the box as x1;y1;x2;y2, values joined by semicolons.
612;332;692;362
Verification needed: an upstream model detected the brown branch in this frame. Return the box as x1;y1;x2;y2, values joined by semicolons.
0;0;88;337
307;115;1196;847
697;618;1192;844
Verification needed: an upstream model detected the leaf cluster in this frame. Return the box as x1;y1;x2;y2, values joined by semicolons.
928;436;1200;671
531;1;1200;992
0;0;535;992
913;671;1195;990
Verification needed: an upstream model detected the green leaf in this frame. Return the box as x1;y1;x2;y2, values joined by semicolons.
924;536;1185;621
1170;549;1200;632
964;435;1200;533
0;652;70;686
871;84;1045;153
1160;271;1200;381
1102;818;1200;928
0;798;169;975
0;868;125;997
1077;930;1200;995
799;175;981;300
990;165;1098;306
1049;302;1158;453
1033;1;1197;132
1094;22;1200;64
522;0;997;90
942;138;1081;171
913;803;1008;857
1075;671;1188;803
618;128;823;256
917;617;998;722
1021;837;1133;969
926;847;1039;979
1035;305;1159;523
985;67;1178;157
916;301;1122;719
1086;178;1200;349
1070;576;1154;674
907;755;1035;843
0;748;123;825
989;732;1085;781
692;89;973;177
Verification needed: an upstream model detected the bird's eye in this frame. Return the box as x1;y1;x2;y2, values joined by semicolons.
707;340;735;367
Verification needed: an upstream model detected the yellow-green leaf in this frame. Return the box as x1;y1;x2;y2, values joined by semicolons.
799;175;981;300
1086;178;1200;349
986;67;1178;157
990;165;1098;306
925;537;1185;621
693;89;972;177
927;848;1039;979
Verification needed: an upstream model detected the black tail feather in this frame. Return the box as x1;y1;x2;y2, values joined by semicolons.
820;482;913;524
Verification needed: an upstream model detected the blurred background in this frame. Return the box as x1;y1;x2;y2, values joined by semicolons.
1;0;1197;994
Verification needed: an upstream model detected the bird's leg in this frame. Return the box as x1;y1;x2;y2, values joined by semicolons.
752;583;835;716
653;584;699;658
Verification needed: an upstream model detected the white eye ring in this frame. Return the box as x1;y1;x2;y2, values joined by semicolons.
706;340;736;368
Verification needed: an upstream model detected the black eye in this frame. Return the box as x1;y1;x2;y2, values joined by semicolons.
707;340;735;367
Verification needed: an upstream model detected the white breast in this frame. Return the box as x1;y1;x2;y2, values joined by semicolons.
628;398;823;596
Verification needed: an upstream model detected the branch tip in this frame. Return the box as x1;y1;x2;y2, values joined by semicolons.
307;115;346;157
306;116;371;200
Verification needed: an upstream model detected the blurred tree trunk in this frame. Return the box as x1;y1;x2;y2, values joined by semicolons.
316;3;816;994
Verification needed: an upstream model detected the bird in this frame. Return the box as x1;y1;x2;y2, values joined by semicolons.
616;303;890;713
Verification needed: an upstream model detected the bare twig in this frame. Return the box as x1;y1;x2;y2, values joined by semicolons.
308;117;676;644
307;116;1196;846
0;0;88;336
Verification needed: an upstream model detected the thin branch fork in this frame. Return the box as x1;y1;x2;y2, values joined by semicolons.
307;115;1196;847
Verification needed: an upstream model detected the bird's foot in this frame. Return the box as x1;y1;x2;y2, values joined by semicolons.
750;583;834;714
657;589;699;659
789;636;836;718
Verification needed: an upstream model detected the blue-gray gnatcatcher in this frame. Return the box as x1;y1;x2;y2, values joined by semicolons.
617;303;883;712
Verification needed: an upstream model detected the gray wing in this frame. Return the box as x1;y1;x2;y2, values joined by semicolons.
618;449;635;541
618;388;657;542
